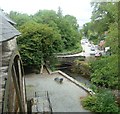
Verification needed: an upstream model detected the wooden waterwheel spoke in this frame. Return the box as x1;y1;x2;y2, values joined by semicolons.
12;64;24;112
17;59;26;111
17;60;22;97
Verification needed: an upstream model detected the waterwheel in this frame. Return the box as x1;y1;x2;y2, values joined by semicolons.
1;50;27;113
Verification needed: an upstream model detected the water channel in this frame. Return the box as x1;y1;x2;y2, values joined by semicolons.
57;39;96;89
61;68;91;88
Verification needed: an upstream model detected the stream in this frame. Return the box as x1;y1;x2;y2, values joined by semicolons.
61;69;91;88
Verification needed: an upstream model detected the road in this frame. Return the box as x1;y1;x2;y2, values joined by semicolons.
81;41;97;57
57;39;98;57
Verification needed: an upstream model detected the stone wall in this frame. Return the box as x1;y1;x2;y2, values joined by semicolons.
0;42;2;112
2;38;17;52
57;56;85;64
2;38;17;66
0;37;17;112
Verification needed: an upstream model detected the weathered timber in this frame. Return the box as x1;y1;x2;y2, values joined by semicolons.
31;91;52;113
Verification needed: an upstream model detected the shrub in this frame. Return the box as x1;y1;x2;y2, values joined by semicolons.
90;54;118;89
71;60;90;78
82;89;119;112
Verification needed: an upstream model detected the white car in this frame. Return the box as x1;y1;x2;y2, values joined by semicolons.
90;47;95;51
81;38;88;44
95;52;102;57
88;43;91;47
90;50;96;55
81;42;85;45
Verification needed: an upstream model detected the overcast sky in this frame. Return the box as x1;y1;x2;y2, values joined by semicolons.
0;0;93;27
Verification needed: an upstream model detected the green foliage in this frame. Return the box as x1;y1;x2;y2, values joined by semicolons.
56;16;80;50
81;2;118;44
34;10;81;51
10;9;81;53
9;11;31;28
32;9;81;51
90;55;118;89
82;95;97;111
57;7;63;18
105;22;118;54
71;60;90;77
9;8;81;69
91;2;118;33
82;89;119;112
17;22;62;69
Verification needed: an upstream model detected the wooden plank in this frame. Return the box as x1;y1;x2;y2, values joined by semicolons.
18;59;27;112
12;88;16;112
32;97;51;113
12;65;24;112
32;104;37;112
18;59;22;94
0;102;2;113
22;76;27;112
31;91;52;113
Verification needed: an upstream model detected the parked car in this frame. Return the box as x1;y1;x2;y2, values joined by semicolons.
90;50;96;55
95;52;102;57
95;45;98;48
81;42;85;45
90;47;95;51
81;38;88;44
88;43;91;47
85;41;88;43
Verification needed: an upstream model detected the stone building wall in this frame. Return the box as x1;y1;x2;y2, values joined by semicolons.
2;38;17;52
2;38;17;66
0;37;17;112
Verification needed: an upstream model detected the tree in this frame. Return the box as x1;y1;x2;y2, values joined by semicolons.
17;22;62;69
56;16;81;50
34;9;81;51
64;15;79;30
9;9;81;53
81;2;118;44
9;11;30;28
57;6;63;18
105;22;118;54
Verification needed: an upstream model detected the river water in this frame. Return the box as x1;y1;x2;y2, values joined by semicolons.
61;69;91;88
57;40;95;88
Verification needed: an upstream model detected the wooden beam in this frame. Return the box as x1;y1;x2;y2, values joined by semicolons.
18;59;27;112
18;59;22;94
12;64;24;112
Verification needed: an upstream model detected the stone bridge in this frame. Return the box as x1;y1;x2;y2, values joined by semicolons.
57;54;86;64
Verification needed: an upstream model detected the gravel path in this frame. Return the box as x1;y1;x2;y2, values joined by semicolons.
25;70;92;112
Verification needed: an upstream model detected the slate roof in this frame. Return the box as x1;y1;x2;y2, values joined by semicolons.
0;10;21;42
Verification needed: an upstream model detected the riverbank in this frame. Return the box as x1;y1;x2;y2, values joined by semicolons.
61;69;91;88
